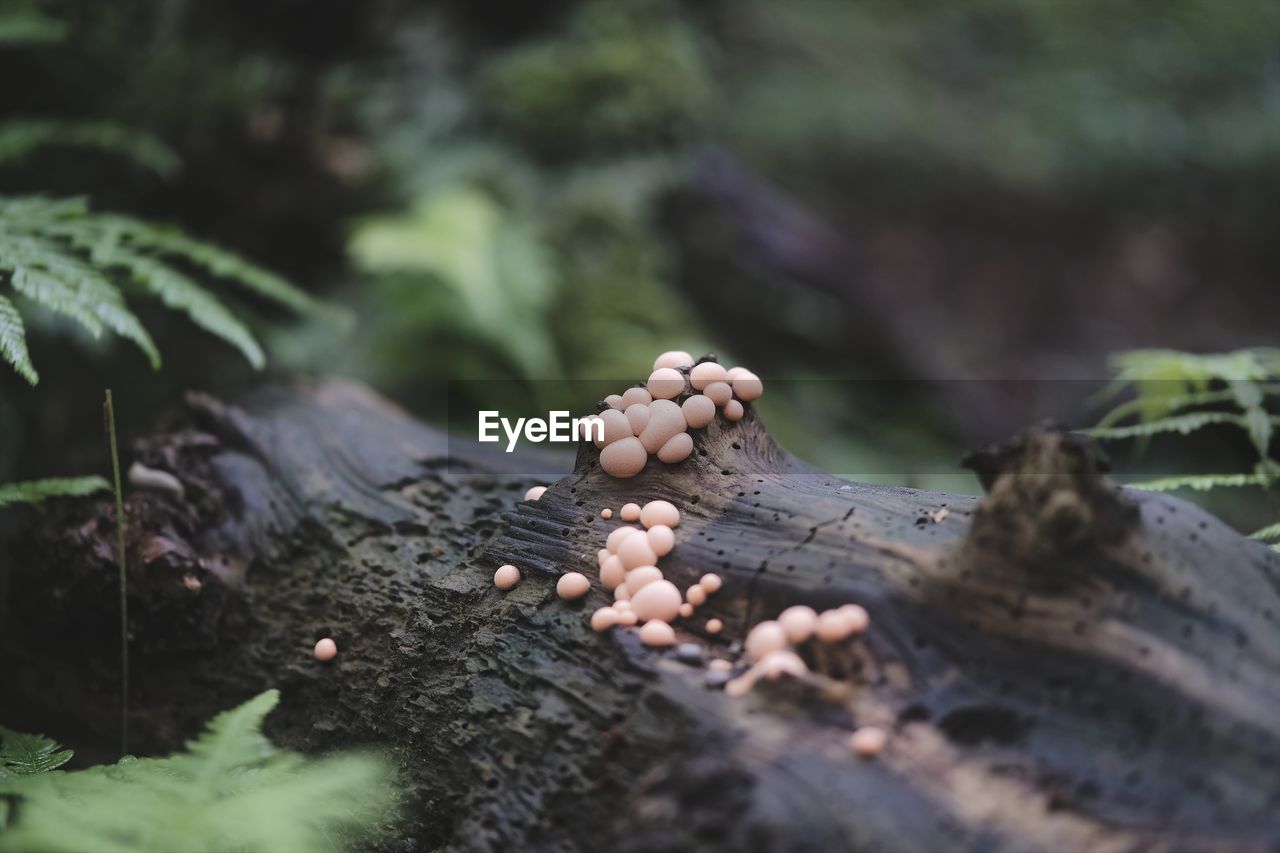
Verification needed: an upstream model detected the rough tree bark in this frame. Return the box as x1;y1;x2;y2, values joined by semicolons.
2;379;1279;851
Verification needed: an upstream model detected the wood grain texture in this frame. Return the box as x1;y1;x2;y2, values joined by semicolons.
3;378;1279;851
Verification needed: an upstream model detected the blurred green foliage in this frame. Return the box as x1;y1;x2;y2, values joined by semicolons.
718;0;1280;199
3;0;1279;494
1085;348;1280;539
0;691;396;852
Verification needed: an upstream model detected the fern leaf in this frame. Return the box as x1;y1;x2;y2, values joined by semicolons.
0;476;110;508
1081;411;1242;440
0;10;66;46
90;214;329;318
0;691;395;853
1126;473;1264;492
0;121;179;176
183;689;279;778
0;292;37;384
96;245;265;369
1;233;161;368
8;265;104;339
0;195;335;375
1248;522;1280;541
1094;388;1239;428
0;726;73;780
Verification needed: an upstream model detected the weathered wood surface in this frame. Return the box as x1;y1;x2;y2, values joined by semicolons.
3;379;1279;851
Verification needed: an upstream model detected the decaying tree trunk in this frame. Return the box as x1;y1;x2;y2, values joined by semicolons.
3;379;1279;851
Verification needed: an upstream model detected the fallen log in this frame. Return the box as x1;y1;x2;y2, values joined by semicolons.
2;378;1279;851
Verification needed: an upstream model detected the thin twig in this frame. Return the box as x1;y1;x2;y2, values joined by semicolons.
104;389;128;756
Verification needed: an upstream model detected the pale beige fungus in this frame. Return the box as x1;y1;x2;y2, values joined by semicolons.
600;436;647;478
314;638;338;662
646;368;685;400
617;534;658;570
778;605;818;644
640;500;680;529
681;394;716;428
630;579;683;622
556;572;591;600
689;361;728;390
494;564;521;590
703;381;733;406
639;620;676;646
646;524;675;556
620;502;641;521
652;350;694;371
657;432;694;463
524;485;548;501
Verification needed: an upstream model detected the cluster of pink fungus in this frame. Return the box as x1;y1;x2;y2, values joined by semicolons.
587;500;727;645
590;351;764;479
723;603;870;697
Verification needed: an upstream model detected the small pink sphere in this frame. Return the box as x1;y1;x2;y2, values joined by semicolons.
745;620;789;662
679;603;694;618
624;566;664;593
703;381;733;406
757;650;808;680
723;400;745;422
732;371;763;402
618;534;658;570
630;579;683;622
841;604;870;634
681;394;716;429
494;564;521;590
647;524;676;557
600;508;613;519
591;607;619;632
850;726;887;757
600;556;627;590
620;502;642;521
816;609;850;643
639;620;676;646
314;638;337;662
621;387;653;408
705;618;723;634
699;573;722;593
777;605;819;644
606;525;639;553
689;361;728;390
647;368;685;400
653;350;694;371
686;585;707;607
640;500;681;529
557;572;591;600
524;485;548;501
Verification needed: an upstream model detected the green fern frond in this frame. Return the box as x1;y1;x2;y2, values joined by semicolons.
91;243;265;369
0;10;66;46
1126;473;1264;492
1094;389;1239;428
0;727;73;779
0;232;161;368
1108;348;1280;386
0;476;110;508
1248;522;1280;541
0;690;396;852
0;292;37;384
1081;411;1242;440
0;195;332;382
85;214;331;318
0;121;179;176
